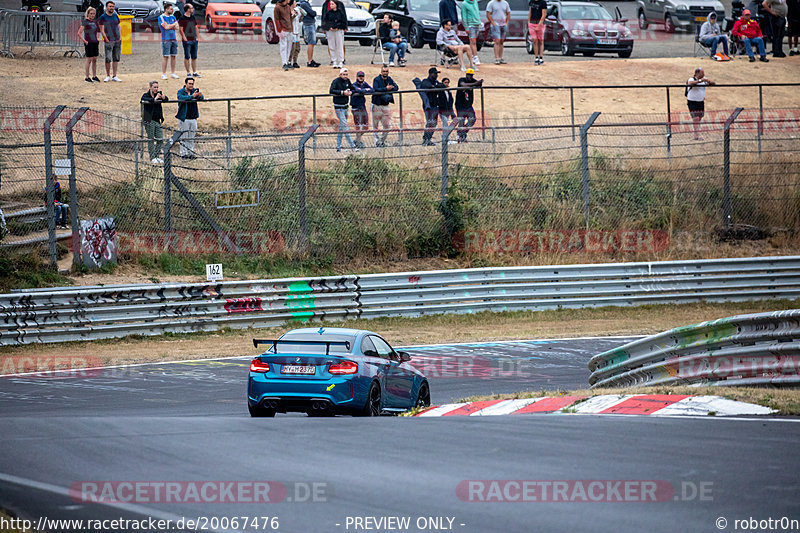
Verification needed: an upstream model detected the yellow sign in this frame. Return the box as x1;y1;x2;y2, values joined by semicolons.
119;14;133;55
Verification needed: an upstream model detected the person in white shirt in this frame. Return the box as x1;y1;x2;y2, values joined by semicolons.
436;19;474;71
486;0;510;64
686;67;715;140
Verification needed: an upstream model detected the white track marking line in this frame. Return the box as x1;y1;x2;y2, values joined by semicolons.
469;398;541;416
567;395;633;414
417;403;469;417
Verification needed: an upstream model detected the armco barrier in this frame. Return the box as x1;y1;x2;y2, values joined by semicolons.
588;309;800;388
2;256;800;345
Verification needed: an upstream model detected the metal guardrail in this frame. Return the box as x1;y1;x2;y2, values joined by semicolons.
1;256;799;345
0;9;83;58
588;309;800;388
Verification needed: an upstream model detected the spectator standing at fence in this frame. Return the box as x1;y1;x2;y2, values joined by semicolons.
686;67;715;140
322;0;347;68
461;0;481;67
762;0;788;57
699;12;730;60
439;77;456;134
437;20;474;71
142;80;168;165
289;0;303;68
789;0;800;55
329;68;358;152
414;67;444;146
528;0;547;65
275;0;295;71
351;71;373;148
732;10;769;61
371;64;397;147
298;0;320;66
439;0;458;28
486;0;510;64
79;7;102;82
179;3;200;77
176;77;203;158
159;3;180;79
43;182;68;229
455;67;482;142
98;1;122;82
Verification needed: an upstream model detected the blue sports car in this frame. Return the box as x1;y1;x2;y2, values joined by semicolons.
247;327;431;417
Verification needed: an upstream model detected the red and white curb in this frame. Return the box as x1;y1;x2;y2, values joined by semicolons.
414;394;776;417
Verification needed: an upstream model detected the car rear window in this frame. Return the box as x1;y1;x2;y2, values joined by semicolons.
273;332;357;353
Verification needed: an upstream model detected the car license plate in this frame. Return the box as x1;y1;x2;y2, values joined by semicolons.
282;365;315;375
597;38;617;45
695;16;706;22
133;17;143;23
237;18;245;24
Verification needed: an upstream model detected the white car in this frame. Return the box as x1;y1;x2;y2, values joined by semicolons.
261;0;375;45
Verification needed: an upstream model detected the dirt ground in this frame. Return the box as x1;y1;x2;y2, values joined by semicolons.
0;301;791;367
1;55;799;130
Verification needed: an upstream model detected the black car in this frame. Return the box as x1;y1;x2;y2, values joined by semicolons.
372;0;440;48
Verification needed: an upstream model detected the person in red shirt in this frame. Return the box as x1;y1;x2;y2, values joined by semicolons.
731;9;769;62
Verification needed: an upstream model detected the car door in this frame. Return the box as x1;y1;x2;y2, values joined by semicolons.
544;4;559;49
371;335;415;407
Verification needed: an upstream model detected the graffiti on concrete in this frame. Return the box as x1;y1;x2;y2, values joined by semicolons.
80;217;117;269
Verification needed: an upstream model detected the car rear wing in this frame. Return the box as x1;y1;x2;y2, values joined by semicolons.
253;339;352;355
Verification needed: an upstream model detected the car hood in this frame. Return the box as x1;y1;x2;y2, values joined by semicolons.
112;0;159;9
345;6;373;20
207;2;260;10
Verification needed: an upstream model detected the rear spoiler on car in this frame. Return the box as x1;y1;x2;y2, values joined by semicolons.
253;339;352;355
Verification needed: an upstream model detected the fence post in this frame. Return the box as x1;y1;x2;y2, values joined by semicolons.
398;92;404;146
480;86;485;141
136;102;142;181
66;107;89;270
226;99;232;168
580;112;601;228
665;86;672;157
441;122;455;203
298;124;318;251
163;130;185;247
570;87;575;141
312;95;317;153
723;107;743;230
757;85;763;155
43;105;66;268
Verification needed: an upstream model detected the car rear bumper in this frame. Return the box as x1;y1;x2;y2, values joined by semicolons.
212;16;261;30
248;375;361;412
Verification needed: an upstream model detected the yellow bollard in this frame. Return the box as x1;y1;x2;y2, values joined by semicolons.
119;14;133;55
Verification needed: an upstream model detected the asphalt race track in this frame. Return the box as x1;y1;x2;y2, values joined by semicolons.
1;336;798;533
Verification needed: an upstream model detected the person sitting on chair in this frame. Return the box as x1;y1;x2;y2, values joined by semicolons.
436;19;474;71
388;20;408;66
699;11;731;60
732;9;769;61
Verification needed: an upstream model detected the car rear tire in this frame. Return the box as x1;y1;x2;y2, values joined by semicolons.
248;403;276;417
358;382;382;416
560;33;574;56
206;16;216;33
264;18;278;43
416;382;431;409
664;15;675;33
408;23;424;49
638;10;648;30
618;49;632;58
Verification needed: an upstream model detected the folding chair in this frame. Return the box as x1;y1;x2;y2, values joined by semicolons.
434;44;459;68
693;23;713;58
371;23;385;64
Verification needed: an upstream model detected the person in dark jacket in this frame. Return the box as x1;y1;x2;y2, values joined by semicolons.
351;71;373;148
176;77;204;159
322;0;347;68
329;68;358;151
455;67;482;142
371;65;397;147
141;80;169;164
439;0;458;27
414;67;444;146
439;77;456;131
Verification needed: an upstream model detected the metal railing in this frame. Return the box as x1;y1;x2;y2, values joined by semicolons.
588;309;800;388
1;256;799;345
0;8;83;58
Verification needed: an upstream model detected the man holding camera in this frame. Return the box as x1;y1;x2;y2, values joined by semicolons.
141;80;169;165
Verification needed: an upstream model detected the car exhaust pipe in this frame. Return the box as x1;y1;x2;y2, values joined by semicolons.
266;400;278;408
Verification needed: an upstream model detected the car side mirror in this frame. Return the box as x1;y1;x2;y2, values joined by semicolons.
396;351;411;362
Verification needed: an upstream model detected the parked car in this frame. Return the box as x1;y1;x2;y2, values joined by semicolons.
65;0;161;32
527;1;633;57
372;0;478;48
636;0;725;33
247;328;430;417
262;0;375;45
475;0;530;42
206;0;262;33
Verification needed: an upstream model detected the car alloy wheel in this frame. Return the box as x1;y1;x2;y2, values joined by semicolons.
638;11;648;29
665;15;675;33
206;16;215;33
416;382;431;408
408;23;423;49
361;382;381;416
561;33;574;56
265;18;278;43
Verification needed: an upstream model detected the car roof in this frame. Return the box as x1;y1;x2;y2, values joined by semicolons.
559;1;602;5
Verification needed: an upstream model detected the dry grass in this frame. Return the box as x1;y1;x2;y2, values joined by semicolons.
455;386;800;416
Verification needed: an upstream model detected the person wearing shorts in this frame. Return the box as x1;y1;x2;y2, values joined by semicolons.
460;0;481;66
298;0;319;66
486;0;510;64
686;68;715;140
178;3;200;77
98;1;122;82
79;7;101;82
159;3;180;79
528;0;547;65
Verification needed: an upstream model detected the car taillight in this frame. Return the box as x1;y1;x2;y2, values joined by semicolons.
328;360;358;375
250;358;270;373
